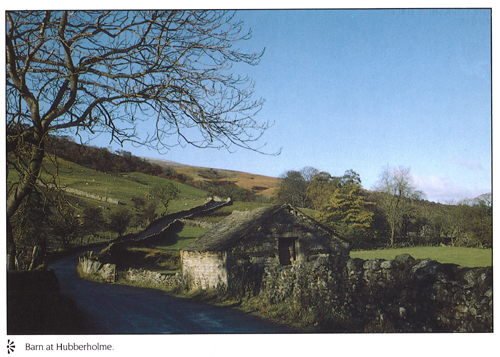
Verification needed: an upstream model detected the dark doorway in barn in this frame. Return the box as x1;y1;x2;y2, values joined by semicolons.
278;238;297;265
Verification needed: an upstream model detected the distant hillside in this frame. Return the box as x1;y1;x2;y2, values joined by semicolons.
41;136;279;200
142;157;187;168
143;157;280;198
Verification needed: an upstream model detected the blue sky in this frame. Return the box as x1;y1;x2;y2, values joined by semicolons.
87;9;492;203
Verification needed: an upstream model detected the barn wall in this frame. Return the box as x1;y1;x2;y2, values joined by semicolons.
180;206;350;291
180;250;228;290
228;226;349;269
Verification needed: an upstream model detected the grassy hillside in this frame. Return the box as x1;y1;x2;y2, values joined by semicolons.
7;152;276;226
8;155;210;213
350;246;492;268
8;150;276;263
145;158;280;198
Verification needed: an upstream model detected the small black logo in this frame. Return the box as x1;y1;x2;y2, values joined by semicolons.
7;340;15;354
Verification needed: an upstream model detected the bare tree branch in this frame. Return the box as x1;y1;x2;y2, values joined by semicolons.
6;10;276;269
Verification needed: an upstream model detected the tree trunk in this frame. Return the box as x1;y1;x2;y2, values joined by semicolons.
7;144;45;218
7;142;45;271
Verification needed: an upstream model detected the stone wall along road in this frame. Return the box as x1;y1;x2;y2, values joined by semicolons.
50;253;293;334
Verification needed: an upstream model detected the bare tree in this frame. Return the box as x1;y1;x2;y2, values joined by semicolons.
373;165;424;246
6;10;273;269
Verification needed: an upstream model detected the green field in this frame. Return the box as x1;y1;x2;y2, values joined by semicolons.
7;156;210;214
156;225;209;252
350;246;492;267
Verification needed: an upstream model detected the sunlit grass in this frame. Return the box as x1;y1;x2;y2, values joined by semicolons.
126;172;208;199
350;246;492;267
155;225;209;252
8;155;210;215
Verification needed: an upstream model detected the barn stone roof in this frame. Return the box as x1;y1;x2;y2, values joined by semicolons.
181;204;348;252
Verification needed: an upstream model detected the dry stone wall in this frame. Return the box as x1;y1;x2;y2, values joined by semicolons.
261;254;349;324
113;196;232;247
78;251;117;283
126;268;183;289
46;184;120;204
178;218;215;229
344;254;492;332
259;253;492;332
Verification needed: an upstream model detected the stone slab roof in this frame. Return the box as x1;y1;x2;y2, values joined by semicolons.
181;204;347;252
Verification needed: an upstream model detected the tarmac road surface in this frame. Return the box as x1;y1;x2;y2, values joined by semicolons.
50;253;294;334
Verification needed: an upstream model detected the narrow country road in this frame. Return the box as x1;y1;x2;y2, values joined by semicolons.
50;254;293;334
49;200;294;334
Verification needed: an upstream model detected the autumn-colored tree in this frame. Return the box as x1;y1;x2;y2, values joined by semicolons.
317;179;373;242
306;172;341;210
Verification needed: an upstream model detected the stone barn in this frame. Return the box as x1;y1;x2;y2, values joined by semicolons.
180;204;350;290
